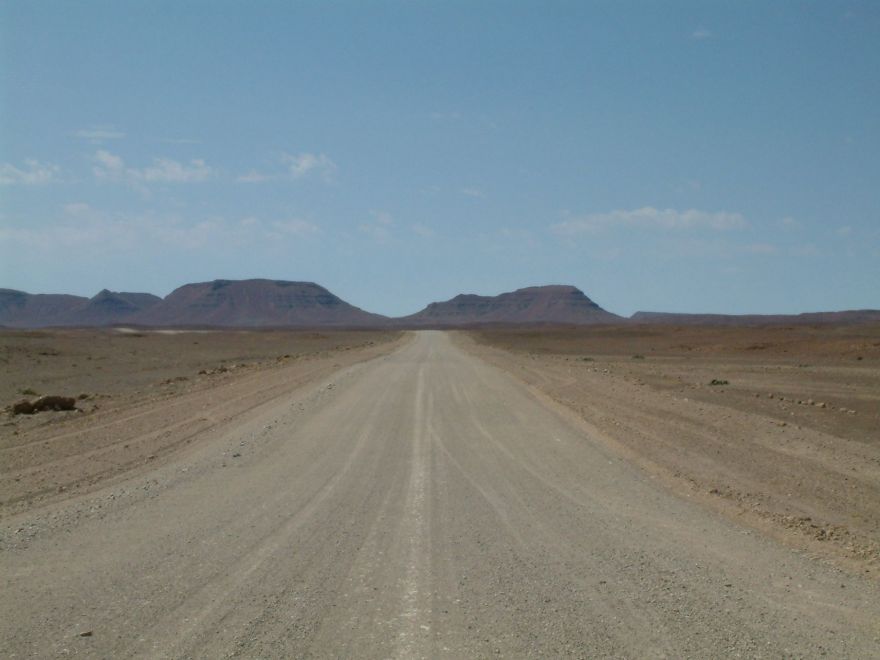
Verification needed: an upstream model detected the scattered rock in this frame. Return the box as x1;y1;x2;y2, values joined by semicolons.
11;396;77;415
79;631;93;637
34;396;77;412
708;379;729;386
198;366;229;376
11;400;35;415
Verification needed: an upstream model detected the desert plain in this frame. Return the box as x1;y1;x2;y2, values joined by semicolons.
1;323;879;656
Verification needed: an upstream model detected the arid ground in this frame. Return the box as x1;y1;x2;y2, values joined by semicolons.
466;323;880;570
1;326;879;657
0;328;401;515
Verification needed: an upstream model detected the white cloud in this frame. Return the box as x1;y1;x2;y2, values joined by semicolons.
93;150;214;184
692;27;713;40
0;159;60;185
0;211;318;255
282;152;336;181
237;152;337;183
461;187;486;198
836;226;853;237
270;219;319;236
73;126;125;142
780;216;800;228
139;158;213;183
236;170;272;183
552;207;748;235
93;150;125;179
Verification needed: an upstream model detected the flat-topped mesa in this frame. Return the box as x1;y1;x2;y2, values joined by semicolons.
131;279;387;327
401;284;622;326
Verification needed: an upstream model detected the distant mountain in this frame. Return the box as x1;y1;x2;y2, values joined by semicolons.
3;279;878;329
399;285;622;326
69;290;162;326
630;310;880;325
0;289;87;328
0;288;161;328
132;279;387;327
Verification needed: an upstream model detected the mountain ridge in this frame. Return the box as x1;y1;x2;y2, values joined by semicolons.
397;284;622;326
1;280;878;328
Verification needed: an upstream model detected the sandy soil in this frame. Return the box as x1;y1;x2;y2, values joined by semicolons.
2;331;879;657
0;328;402;516
463;324;880;573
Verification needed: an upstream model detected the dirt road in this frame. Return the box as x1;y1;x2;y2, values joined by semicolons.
2;331;879;657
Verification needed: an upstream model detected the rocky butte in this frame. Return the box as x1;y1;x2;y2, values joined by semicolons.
398;285;622;326
130;279;387;327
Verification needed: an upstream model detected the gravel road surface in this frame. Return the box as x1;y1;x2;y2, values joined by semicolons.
2;331;878;657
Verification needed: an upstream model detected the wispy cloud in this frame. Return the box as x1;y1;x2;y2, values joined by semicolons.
237;152;337;183
73;126;125;142
157;137;200;145
552;207;747;235
236;170;272;183
0;211;318;254
360;210;393;242
692;27;713;40
269;218;319;236
139;158;213;183
93;150;214;184
461;187;486;198
780;216;800;229
0;159;60;185
282;152;336;181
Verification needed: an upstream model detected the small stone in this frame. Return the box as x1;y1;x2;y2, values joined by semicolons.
79;631;93;637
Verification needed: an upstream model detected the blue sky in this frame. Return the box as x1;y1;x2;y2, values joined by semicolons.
1;1;878;317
